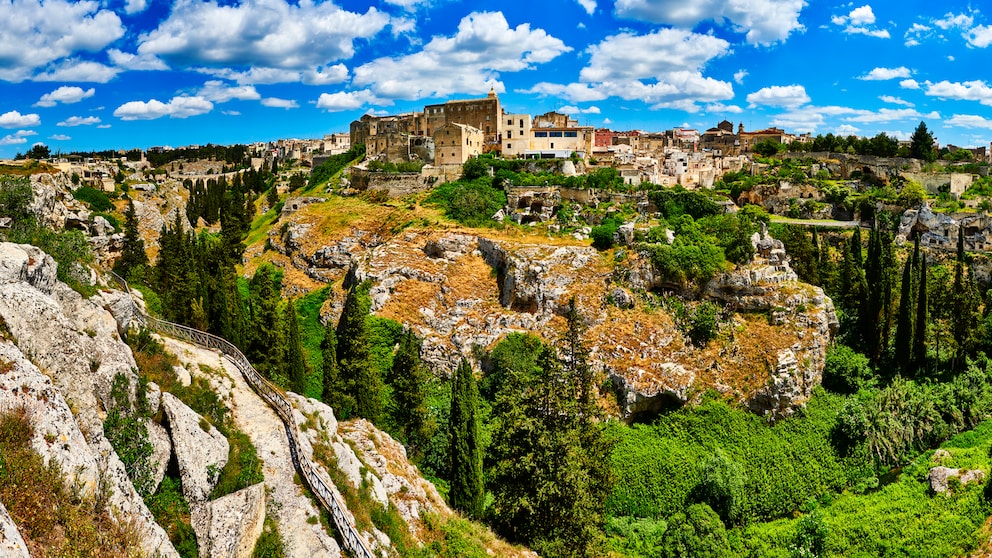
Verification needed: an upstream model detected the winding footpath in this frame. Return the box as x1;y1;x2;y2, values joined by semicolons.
110;273;375;558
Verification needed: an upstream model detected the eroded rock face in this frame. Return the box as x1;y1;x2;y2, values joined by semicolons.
0;242;178;557
191;483;266;558
161;392;229;502
0;502;29;558
0;340;179;558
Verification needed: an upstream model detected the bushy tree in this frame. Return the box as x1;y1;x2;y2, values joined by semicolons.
695;449;747;525
909;121;936;162
822;343;873;394
489;303;614;557
284;298;308;394
247;264;285;381
659;504;729;558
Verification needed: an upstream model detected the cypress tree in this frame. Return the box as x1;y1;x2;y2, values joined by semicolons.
320;323;351;412
336;281;380;421
390;329;431;454
285;298;308;394
951;226;979;368
894;244;915;373
266;185;278;210
913;248;928;375
860;223;883;362
115;198;148;280
247;264;285;380
448;358;484;518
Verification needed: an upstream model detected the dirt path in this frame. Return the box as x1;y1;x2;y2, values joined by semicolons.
160;337;341;558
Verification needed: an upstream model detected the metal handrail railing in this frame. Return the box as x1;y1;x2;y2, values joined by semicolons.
108;273;376;558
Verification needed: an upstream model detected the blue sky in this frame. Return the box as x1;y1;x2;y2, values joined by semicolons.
2;0;992;158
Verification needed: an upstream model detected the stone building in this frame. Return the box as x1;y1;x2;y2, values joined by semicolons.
424;88;501;152
433;123;484;166
502;113;533;158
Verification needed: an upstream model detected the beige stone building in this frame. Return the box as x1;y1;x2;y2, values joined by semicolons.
502;113;533;158
424;88;501;152
433;123;484;166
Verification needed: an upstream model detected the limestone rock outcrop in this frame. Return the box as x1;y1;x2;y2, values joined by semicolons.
191;483;266;558
0;242;178;557
927;466;986;493
161;392;229;502
0;502;29;558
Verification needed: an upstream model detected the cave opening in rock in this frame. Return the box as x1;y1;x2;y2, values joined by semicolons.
627;392;684;425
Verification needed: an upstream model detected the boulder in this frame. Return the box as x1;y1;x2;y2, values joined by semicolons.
161;392;229;502
147;419;172;494
609;287;635;309
191;483;266;558
927;466;986;493
0;502;29;558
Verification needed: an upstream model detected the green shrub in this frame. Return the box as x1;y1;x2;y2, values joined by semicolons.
660;503;729;558
822;344;873;394
425;179;506;226
591;217;621;250
147;476;198;558
606;391;872;523
72;185;114;212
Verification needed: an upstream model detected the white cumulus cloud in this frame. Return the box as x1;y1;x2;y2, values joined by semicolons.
527;28;732;113
35;86;95;107
860;67;911;80
946;114;992;129
925;80;992;106
967;25;992;48
559;105;601;115
49;134;71;140
746;84;810;108
261;97;298;109
316;89;384;111
935;12;973;29
614;0;806;45
833;5;890;38
57;115;101;126
0;0;124;82
901;79;920;89
0;130;36;145
198;80;261;103
136;0;390;73
33;60;119;83
0;111;41;128
114;96;214;120
734;70;748;84
353;11;570;100
879;95;913;106
576;0;595;15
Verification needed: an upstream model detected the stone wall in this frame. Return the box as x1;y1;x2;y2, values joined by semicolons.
901;172;973;197
350;168;433;198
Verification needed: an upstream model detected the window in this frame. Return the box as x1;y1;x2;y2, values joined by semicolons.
507;143;511;149
551;142;555;149
507;130;511;138
535;131;548;137
564;131;578;138
519;119;523;127
550;131;563;138
508;119;513;125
